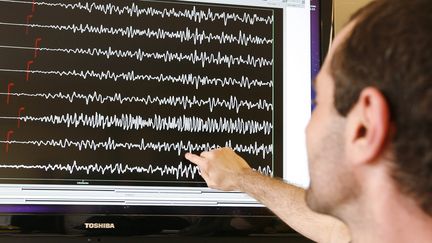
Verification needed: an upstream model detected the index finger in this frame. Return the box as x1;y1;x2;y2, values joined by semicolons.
185;152;206;166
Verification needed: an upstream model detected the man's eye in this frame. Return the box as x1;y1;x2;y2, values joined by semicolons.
312;99;317;106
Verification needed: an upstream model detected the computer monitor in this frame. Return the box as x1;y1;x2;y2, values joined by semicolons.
0;0;314;219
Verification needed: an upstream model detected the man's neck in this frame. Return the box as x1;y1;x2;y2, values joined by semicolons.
341;174;432;243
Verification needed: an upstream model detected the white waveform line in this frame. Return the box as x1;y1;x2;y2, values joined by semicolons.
0;161;273;178
0;139;273;158
0;45;272;68
0;68;274;91
0;113;273;135
256;166;273;177
0;0;273;26
0;161;200;179
0;22;272;46
0;58;271;89
57;47;272;68
0;91;273;113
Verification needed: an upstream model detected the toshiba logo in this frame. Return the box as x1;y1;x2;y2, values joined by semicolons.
84;223;115;229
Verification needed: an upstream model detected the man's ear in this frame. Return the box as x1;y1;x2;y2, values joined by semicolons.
345;87;391;165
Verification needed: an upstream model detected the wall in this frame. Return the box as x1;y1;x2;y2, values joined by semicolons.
334;0;373;34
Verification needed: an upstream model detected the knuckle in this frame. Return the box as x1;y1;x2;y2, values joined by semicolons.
204;151;216;159
200;162;209;171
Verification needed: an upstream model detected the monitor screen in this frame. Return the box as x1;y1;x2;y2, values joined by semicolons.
0;0;313;215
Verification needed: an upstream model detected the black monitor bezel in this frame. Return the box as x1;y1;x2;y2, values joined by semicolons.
0;0;327;220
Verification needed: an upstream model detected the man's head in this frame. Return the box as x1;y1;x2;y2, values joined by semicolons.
305;0;432;217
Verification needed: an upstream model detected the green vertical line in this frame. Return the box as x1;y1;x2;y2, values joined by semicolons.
271;9;275;178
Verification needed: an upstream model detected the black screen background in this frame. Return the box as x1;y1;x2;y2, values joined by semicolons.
0;0;283;187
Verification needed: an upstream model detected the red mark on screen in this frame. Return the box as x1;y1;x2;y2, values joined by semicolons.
6;82;14;105
34;37;42;58
25;14;33;34
17;107;25;128
26;60;34;81
5;130;14;153
32;0;36;13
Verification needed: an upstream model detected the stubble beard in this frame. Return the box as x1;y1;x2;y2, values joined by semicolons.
305;117;357;216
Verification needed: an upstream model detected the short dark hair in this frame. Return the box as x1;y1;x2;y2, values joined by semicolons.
331;0;432;215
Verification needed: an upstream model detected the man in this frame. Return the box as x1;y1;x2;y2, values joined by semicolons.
185;0;432;242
